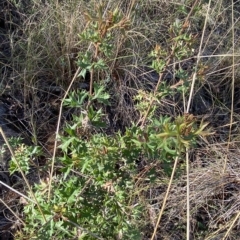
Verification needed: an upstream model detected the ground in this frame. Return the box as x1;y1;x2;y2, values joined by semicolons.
0;1;240;239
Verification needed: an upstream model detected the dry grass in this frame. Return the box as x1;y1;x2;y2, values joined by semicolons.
142;147;240;239
0;0;240;239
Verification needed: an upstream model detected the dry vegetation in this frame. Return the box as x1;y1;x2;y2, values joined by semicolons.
0;0;240;239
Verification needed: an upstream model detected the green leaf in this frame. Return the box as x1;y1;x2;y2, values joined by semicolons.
63;90;88;107
131;139;142;147
59;137;76;152
92;83;110;105
163;141;176;155
91;120;107;128
79;68;87;78
93;58;108;70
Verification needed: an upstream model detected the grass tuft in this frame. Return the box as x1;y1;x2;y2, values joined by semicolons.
0;0;240;239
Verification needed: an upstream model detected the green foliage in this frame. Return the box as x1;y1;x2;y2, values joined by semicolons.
6;137;42;175
77;4;129;94
15;3;209;239
18;82;208;238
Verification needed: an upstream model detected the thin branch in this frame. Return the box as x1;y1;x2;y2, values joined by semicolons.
140;0;200;128
151;156;179;240
0;127;46;222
